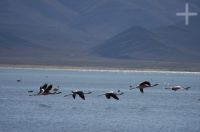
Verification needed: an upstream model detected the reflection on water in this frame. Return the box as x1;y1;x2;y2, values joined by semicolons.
38;104;51;108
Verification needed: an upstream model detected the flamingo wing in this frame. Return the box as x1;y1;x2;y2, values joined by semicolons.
105;94;111;99
139;88;144;93
77;92;85;100
110;94;119;100
45;84;53;93
72;93;76;99
41;83;48;89
140;81;151;86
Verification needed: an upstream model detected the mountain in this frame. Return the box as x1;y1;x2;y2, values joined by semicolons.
92;27;182;61
154;17;200;61
93;16;200;63
0;0;200;70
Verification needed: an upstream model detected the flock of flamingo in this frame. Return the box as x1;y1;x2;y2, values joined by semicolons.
27;81;191;100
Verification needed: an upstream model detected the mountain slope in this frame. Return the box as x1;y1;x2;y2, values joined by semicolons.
92;27;185;61
154;16;200;60
93;15;200;63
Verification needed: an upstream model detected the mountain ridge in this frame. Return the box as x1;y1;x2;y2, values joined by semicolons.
0;0;200;70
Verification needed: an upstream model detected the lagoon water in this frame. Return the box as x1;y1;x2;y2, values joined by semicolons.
0;68;200;132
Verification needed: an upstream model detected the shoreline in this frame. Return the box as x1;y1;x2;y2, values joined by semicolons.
0;64;200;73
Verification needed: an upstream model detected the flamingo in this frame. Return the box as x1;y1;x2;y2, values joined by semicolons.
29;83;61;96
130;81;159;93
165;85;190;91
64;90;92;100
99;90;124;100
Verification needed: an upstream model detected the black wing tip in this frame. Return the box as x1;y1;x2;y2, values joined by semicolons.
140;88;144;93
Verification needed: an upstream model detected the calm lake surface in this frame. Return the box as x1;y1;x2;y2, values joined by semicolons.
0;68;200;132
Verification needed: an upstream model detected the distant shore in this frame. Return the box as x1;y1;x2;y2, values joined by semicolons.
0;64;200;73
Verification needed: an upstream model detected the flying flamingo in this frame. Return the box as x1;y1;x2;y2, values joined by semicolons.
130;81;159;93
165;85;191;91
98;90;124;100
64;90;92;100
